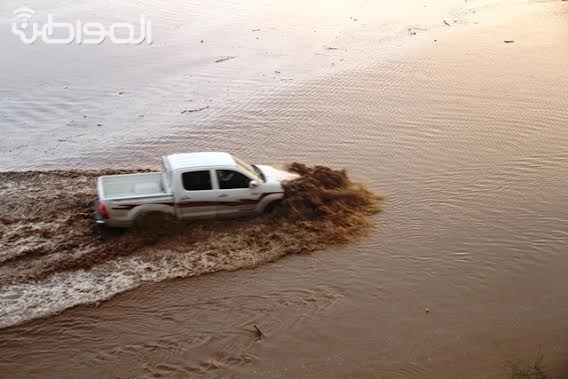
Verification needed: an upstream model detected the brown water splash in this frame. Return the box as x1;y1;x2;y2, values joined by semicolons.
0;164;382;285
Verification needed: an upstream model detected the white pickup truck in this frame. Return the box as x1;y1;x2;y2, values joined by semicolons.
95;152;297;227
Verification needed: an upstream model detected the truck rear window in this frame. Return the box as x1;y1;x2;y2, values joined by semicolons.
182;170;212;191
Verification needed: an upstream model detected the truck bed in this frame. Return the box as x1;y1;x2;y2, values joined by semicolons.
98;172;170;200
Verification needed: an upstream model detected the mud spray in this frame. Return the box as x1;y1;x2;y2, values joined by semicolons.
0;164;382;328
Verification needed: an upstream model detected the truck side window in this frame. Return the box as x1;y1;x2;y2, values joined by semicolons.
182;170;212;191
217;170;251;189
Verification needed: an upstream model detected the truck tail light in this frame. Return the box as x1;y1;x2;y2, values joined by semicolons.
98;202;110;220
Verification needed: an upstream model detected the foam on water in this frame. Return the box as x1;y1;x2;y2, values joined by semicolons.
0;250;224;329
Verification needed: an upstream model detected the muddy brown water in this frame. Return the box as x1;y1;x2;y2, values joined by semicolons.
1;0;568;378
0;165;380;290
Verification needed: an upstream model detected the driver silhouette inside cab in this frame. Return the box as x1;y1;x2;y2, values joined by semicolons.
217;170;235;184
217;170;251;189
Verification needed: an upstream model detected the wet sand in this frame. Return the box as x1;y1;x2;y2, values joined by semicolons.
1;0;568;378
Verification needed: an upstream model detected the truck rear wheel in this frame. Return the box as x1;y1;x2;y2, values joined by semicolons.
134;211;176;230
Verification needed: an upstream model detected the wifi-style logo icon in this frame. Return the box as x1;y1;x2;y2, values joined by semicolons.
13;7;36;29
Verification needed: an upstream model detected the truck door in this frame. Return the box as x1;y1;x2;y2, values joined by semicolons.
176;170;217;219
215;169;261;216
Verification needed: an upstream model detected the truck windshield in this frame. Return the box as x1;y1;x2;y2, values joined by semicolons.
233;156;263;182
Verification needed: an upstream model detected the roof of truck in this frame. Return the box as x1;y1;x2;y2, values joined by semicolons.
164;152;237;171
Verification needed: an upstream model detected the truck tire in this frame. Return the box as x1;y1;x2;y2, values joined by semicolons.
134;211;176;230
263;200;282;214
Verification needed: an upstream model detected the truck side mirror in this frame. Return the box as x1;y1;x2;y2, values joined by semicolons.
249;180;258;189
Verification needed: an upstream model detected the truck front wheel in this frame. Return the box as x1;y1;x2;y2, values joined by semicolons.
263;200;282;214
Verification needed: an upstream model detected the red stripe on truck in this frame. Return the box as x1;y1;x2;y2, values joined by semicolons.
110;192;283;211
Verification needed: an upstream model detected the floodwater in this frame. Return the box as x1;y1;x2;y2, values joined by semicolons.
0;0;567;378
